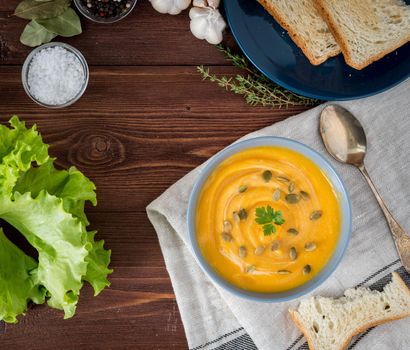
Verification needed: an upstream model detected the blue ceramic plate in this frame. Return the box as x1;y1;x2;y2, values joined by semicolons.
187;137;352;302
224;0;410;100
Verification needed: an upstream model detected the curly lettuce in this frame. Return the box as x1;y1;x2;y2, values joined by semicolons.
0;228;45;323
0;116;112;322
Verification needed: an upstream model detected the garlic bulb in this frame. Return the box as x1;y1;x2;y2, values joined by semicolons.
150;0;191;15
189;5;226;44
192;0;220;8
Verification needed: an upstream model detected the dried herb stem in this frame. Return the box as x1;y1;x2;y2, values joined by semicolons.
197;45;319;109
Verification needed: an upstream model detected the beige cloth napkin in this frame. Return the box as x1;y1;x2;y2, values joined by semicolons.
147;79;410;350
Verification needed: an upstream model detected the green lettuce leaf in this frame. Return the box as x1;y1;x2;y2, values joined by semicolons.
0;116;49;197
0;116;111;322
0;191;89;318
84;231;112;295
14;160;112;295
0;228;45;323
14;160;97;225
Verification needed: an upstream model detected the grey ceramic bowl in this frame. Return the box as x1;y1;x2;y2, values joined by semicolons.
21;42;89;109
187;137;352;302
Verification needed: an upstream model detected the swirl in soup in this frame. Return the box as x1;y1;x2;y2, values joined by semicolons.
196;146;341;293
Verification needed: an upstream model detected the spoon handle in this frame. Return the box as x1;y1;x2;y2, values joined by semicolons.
358;165;410;273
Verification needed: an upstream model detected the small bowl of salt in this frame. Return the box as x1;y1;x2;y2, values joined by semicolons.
22;42;89;108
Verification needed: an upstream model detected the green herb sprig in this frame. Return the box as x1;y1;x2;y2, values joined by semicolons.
255;205;285;236
197;45;318;108
14;0;82;47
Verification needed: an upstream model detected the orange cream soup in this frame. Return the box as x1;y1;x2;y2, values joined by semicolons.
196;146;341;293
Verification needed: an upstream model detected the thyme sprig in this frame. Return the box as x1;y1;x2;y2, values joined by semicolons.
197;45;319;108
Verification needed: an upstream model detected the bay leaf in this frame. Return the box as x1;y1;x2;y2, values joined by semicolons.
20;20;57;47
14;0;70;20
37;8;82;37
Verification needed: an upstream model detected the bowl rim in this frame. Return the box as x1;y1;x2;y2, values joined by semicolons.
21;42;89;109
73;0;138;24
187;136;352;302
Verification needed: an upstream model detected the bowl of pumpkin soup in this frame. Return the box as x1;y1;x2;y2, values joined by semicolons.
187;137;351;302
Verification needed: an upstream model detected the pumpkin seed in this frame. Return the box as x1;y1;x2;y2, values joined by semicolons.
289;247;297;261
287;228;299;236
221;232;233;242
246;265;255;273
223;220;232;233
271;241;281;251
239;185;248;193
262;170;272;182
300;191;310;200
238;208;248;220
272;188;281;201
288;181;295;193
304;242;317;252
285;193;300;204
233;212;240;223
239;245;247;258
303;264;312;275
254;245;265;256
278;269;291;275
310;210;323;221
277;176;290;183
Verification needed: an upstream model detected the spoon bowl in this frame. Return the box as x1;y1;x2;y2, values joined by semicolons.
320;105;367;167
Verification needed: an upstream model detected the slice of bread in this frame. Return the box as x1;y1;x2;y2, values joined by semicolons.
257;0;341;65
289;272;410;350
316;0;410;70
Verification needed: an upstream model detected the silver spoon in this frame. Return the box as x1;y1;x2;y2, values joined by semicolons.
320;104;410;273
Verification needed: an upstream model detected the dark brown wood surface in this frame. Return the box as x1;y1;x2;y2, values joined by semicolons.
0;1;311;349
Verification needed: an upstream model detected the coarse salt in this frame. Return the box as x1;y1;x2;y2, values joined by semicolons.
27;46;85;106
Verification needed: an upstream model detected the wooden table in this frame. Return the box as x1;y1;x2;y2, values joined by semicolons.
0;1;311;348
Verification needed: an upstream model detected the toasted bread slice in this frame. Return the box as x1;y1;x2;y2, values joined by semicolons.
316;0;410;70
257;0;340;65
289;272;410;350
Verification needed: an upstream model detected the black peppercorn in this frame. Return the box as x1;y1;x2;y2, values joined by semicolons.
81;0;133;19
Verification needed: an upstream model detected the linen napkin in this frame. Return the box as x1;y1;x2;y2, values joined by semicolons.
147;79;410;350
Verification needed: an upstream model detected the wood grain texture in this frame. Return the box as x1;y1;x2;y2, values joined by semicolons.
0;0;235;66
0;1;313;348
0;66;308;212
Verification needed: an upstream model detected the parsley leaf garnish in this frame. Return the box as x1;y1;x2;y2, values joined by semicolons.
263;223;275;235
255;205;285;236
